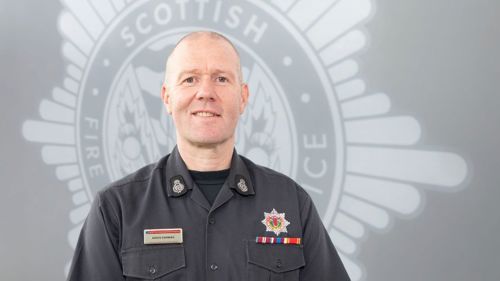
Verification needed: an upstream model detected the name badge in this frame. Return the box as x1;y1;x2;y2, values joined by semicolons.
144;228;183;245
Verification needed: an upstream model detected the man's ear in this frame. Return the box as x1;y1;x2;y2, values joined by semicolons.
239;83;249;114
161;83;172;114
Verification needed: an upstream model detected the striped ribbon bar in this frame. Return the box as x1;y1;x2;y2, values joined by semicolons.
256;236;301;245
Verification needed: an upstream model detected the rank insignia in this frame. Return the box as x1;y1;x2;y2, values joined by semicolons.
169;175;187;196
261;208;290;236
172;179;185;193
237;178;248;192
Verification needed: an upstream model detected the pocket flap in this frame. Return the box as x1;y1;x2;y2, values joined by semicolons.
247;241;305;273
122;245;186;279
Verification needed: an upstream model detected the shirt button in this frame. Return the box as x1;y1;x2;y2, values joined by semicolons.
149;265;157;275
276;259;282;269
210;264;219;271
209;217;216;224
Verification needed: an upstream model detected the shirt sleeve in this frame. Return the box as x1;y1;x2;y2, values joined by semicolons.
298;189;351;280
66;191;124;281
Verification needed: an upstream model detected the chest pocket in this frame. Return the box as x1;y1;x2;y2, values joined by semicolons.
122;245;186;280
246;241;305;281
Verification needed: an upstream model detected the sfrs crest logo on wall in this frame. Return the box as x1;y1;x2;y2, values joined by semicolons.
22;0;468;279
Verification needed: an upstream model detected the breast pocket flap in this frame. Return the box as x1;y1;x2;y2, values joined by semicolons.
247;242;305;273
122;245;186;279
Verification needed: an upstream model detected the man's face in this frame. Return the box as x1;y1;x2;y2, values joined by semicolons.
162;36;249;148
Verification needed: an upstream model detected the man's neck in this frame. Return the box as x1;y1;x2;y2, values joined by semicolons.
177;141;234;171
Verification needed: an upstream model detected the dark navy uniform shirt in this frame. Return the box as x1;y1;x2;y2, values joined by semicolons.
67;147;350;281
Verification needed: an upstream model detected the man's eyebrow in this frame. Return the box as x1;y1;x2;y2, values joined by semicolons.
211;69;236;78
176;69;237;80
175;69;201;81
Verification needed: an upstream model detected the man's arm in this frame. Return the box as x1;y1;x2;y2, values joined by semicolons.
67;192;124;281
299;189;351;280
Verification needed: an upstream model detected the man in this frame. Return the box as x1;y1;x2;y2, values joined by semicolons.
67;31;350;281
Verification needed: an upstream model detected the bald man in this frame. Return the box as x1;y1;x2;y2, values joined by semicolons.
67;31;350;281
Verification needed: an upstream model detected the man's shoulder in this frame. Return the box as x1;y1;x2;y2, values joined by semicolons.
240;155;309;197
241;156;291;181
97;154;168;200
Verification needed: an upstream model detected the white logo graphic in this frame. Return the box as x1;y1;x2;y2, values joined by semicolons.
22;0;468;279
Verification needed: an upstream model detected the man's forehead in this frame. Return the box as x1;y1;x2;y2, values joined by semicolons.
174;38;237;58
173;31;239;54
170;41;239;70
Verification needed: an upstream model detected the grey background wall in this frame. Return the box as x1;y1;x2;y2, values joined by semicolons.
1;0;499;280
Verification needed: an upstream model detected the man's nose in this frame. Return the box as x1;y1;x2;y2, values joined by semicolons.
196;79;216;100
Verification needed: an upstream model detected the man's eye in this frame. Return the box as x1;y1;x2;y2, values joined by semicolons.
216;76;228;83
183;77;195;84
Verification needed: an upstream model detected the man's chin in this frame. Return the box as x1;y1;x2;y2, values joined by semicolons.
185;137;234;149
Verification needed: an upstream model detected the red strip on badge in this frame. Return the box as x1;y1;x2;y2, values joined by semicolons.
145;229;181;234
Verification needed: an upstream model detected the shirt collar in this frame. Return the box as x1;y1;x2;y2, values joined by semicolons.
164;146;255;197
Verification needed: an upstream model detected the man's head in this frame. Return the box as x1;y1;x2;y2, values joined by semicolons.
161;31;249;149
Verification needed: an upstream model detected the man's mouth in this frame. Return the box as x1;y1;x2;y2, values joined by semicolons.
192;111;220;117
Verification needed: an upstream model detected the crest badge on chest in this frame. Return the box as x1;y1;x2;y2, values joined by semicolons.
261;209;290;236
